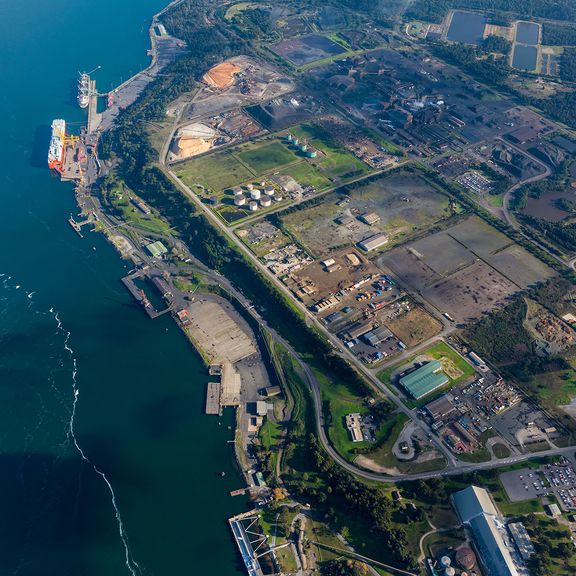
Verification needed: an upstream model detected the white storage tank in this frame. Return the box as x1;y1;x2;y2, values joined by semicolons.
440;557;451;568
250;189;262;200
264;186;275;196
234;195;246;206
260;196;272;207
249;201;258;212
444;568;455;576
246;183;254;191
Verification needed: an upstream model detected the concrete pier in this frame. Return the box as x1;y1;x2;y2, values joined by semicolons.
205;382;221;415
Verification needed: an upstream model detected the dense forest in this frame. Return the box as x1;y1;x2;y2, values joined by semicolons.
542;23;576;46
561;47;576;82
407;0;576;23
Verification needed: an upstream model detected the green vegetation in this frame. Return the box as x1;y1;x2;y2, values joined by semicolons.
543;23;576;47
524;514;576;575
237;141;298;173
492;443;511;458
174;151;253;192
407;0;576;24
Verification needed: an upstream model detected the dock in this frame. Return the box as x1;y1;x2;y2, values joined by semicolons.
121;270;173;319
205;382;221;415
228;511;266;576
87;79;101;134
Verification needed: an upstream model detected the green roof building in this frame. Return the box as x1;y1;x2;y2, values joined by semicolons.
399;360;449;400
146;241;168;258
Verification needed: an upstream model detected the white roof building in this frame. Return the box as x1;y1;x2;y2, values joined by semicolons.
452;486;520;576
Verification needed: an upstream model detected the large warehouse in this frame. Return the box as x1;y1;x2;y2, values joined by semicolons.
398;360;449;400
453;486;520;576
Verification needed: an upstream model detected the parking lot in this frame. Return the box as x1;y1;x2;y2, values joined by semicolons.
500;468;546;502
500;460;576;510
542;462;576;511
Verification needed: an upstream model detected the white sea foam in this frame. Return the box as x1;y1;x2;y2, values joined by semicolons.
0;274;141;576
52;310;142;576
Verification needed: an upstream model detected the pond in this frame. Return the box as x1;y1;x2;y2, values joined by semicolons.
523;190;576;222
515;21;540;45
447;11;487;46
512;45;538;71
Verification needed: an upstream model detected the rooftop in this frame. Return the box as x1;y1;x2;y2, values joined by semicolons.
399;360;449;400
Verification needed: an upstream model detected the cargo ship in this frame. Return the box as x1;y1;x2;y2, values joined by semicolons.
78;72;90;109
48;119;66;174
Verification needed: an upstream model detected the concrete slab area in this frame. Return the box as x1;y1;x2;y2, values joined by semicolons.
185;299;256;363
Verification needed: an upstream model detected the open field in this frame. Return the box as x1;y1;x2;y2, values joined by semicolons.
174;150;253;191
385;306;443;347
237;141;298;173
380;216;555;323
174;126;372;225
270;34;347;66
280;171;450;257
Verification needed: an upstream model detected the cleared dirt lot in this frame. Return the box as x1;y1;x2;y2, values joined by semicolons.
380;216;555;322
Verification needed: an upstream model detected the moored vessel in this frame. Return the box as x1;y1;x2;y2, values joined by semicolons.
78;73;90;109
48;119;66;174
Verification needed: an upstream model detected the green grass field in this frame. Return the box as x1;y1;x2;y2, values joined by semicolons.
290;123;369;178
237;141;298;173
278;161;332;190
174;151;253;191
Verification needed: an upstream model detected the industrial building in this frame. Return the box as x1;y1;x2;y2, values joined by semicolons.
399;360;449;400
146;240;168;258
358;233;389;252
362;325;393;347
507;523;535;561
345;413;363;442
358;211;381;225
453;486;520;576
425;395;457;421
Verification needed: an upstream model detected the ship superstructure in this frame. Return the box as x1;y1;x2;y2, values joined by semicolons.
48;119;66;174
78;73;90;109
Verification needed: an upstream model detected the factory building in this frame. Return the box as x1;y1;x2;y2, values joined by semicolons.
399;360;449;400
425;395;457;421
146;241;168;258
453;486;520;576
359;211;381;225
362;325;393;347
358;233;389;252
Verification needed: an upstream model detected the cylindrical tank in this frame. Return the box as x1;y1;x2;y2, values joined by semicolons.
444;567;455;576
234;195;246;206
250;189;261;200
455;547;476;570
260;196;272;207
246;183;254;191
286;134;293;142
307;150;317;158
300;144;308;152
440;556;451;568
264;186;275;196
274;195;283;202
249;201;258;211
292;138;299;145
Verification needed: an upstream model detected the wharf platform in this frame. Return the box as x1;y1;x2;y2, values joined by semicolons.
205;382;221;415
121;270;172;319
